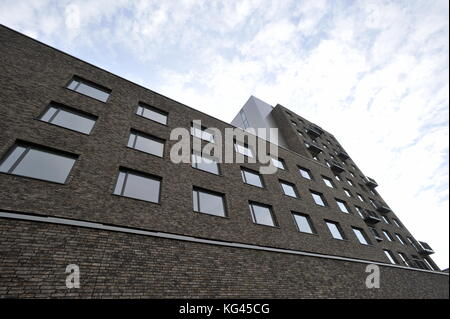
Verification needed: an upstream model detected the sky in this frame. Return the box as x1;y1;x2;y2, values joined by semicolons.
0;0;448;269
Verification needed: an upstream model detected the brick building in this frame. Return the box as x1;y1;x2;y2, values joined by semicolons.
0;25;448;298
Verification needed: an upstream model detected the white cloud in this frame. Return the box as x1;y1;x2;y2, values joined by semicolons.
0;0;448;269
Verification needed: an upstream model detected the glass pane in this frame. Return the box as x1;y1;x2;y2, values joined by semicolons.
312;193;325;206
113;171;126;195
353;229;368;245
51;109;96;134
327;222;343;240
12;148;76;183
300;169;311;179
40;106;58;122
383;231;393;241
0;146;26;173
142;107;167;125
235;144;253;158
271;158;284;169
134;134;164;157
243;170;262;187
198;191;225;216
67;79;79;90
122;173;160;203
294;215;313;234
323;178;333;187
281;183;297;197
251;204;275;226
193;154;219;175
192;190;199;212
384;250;397;264
75;82;110;102
337;201;349;213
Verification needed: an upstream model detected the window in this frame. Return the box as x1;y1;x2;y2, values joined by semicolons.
280;180;299;198
136;103;168;125
271;157;286;170
347;179;354;187
343;189;352;197
240;110;250;129
322;176;335;188
234;143;254;158
0;143;76;183
398;252;410;266
357;193;365;202
355;206;364;218
393;218;402;228
192;152;220;175
293;213;316;234
335;174;341;181
241;168;263;188
299;167;312;180
67;76;110;102
336;199;350;214
311;191;327;206
39;103;96;134
369;227;382;240
352;227;370;245
249;202;277;227
383;250;398;264
407;237;418;250
191;124;215;143
349;172;355;178
297;130;304;137
395;233;406;245
383;230;394;242
192;188;226;217
127;130;164;157
381;215;391;224
326;221;345;240
113;169;161;203
423;258;435;271
291;121;297;126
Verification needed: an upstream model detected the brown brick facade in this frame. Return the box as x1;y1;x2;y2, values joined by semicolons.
0;25;447;298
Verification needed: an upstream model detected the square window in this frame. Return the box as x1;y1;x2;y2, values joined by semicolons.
241;168;263;188
249;202;277;227
383;230;394;242
193;188;226;217
293;213;315;234
271;157;286;170
353;227;370;245
326;221;345;240
336;199;350;214
280;180;299;198
192;153;220;175
234;143;254;158
322;176;335;188
299;167;312;180
311;191;327;206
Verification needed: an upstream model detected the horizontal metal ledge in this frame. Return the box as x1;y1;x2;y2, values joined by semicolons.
0;210;447;277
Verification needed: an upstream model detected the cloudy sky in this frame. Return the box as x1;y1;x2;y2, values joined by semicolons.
1;0;448;268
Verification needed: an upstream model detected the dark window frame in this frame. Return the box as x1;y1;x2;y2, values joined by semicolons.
66;75;111;102
37;102;98;135
0;141;78;184
241;167;264;188
249;201;278;228
136;102;169;125
113;167;162;204
192;186;227;218
292;212;317;234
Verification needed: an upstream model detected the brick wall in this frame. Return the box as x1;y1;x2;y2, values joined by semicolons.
0;219;448;298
